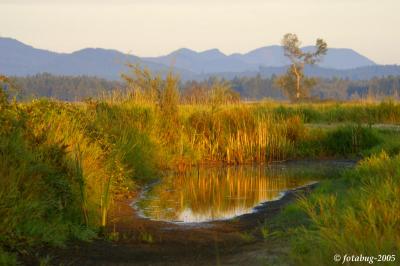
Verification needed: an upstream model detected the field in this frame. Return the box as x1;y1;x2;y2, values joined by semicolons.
1;78;400;265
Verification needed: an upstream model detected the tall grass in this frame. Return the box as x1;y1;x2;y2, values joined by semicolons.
0;101;95;264
184;108;300;164
0;97;160;262
291;152;400;265
73;145;88;226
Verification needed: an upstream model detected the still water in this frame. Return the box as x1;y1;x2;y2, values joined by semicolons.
135;161;351;223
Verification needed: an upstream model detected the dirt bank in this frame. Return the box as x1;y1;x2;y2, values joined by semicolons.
47;182;317;266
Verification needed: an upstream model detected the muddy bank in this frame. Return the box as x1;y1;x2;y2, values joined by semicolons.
49;182;318;266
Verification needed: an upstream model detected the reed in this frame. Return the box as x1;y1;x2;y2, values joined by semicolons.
183;106;301;165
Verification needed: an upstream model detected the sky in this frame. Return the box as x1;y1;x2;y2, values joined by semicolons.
1;0;399;64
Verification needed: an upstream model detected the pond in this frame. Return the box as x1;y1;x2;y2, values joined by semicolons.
134;160;353;223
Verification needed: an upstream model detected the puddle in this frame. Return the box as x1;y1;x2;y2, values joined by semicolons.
135;160;352;223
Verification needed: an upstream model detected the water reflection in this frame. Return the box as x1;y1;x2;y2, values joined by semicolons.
135;162;348;223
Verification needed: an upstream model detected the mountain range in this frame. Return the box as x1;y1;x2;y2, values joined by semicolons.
1;37;399;81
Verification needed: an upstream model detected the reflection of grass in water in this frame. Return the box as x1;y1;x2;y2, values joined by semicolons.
138;232;154;244
138;164;339;222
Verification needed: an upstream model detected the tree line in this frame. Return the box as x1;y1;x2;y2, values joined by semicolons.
3;72;400;103
7;73;122;101
230;75;400;101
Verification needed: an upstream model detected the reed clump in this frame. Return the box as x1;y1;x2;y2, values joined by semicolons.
183;106;301;164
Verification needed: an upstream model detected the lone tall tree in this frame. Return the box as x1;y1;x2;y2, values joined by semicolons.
278;33;327;101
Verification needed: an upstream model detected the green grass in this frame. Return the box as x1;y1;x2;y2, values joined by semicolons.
257;154;400;266
258;151;400;266
363;129;400;157
266;100;400;124
0;249;17;266
289;152;400;265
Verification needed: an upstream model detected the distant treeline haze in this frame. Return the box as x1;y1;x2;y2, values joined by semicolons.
6;73;400;101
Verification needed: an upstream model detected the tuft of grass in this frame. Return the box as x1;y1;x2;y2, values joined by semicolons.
238;232;256;243
260;227;270;239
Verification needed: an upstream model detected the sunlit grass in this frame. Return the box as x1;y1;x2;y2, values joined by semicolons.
1;73;399;264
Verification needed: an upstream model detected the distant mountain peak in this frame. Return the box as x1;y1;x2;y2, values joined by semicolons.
241;45;376;69
0;37;34;49
170;48;196;56
72;47;126;56
200;48;224;55
0;36;385;81
169;48;226;58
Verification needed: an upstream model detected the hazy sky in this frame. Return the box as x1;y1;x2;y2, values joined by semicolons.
1;0;399;64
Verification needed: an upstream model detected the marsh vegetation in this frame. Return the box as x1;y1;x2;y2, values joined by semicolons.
1;71;400;265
